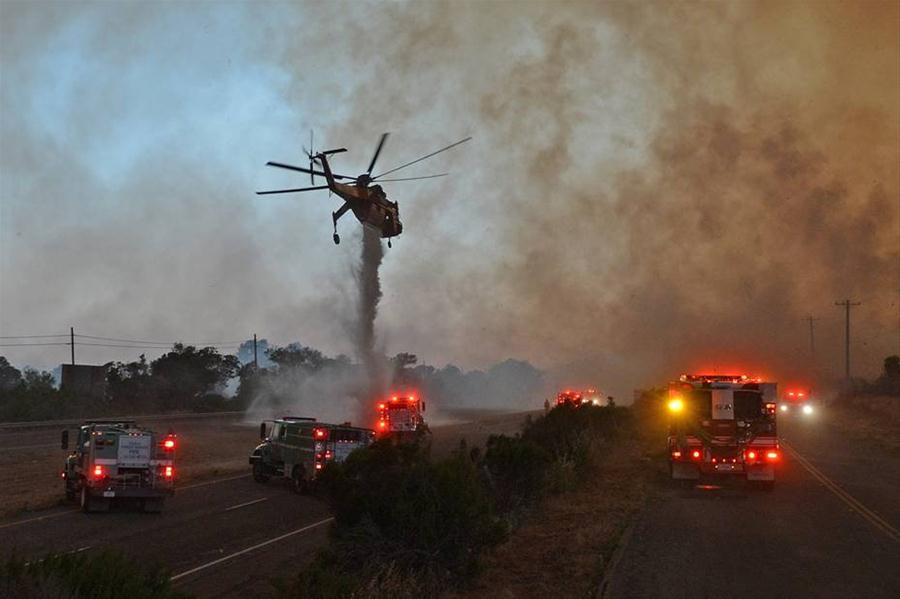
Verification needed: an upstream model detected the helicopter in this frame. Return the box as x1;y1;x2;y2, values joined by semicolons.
257;132;471;247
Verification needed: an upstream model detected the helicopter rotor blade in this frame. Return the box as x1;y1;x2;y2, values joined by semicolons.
366;132;390;175
373;136;471;180
265;161;354;180
256;185;330;195
375;173;448;182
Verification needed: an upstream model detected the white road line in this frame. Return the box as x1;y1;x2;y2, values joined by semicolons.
0;473;251;530
169;517;334;582
224;497;268;512
179;473;250;490
0;508;80;530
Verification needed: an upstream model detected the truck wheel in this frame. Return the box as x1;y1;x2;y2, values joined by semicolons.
143;499;164;513
291;466;306;495
80;486;92;512
253;462;270;483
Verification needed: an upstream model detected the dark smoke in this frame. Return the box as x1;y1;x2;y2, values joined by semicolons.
355;225;386;398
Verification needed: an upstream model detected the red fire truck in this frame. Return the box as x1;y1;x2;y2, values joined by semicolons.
377;394;428;442
556;389;583;407
667;374;780;488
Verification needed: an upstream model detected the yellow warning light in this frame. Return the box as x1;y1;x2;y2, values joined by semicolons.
667;397;684;413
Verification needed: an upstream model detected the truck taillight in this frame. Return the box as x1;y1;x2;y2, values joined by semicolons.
690;449;702;460
746;450;757;461
164;438;176;450
378;420;387;429
315;463;323;470
164;466;174;478
325;450;333;460
93;465;104;479
671;450;682;459
765;450;779;461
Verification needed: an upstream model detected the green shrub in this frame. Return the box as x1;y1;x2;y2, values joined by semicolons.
1;550;187;599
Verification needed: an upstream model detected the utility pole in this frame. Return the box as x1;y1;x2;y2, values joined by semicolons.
835;300;861;381
70;326;75;366
805;315;819;362
253;334;258;370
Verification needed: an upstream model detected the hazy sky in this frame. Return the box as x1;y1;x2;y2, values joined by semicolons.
1;1;898;401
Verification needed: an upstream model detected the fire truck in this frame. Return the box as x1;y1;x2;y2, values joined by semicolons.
556;389;583;407
667;374;780;488
61;420;176;513
249;417;375;492
779;387;816;416
376;394;428;441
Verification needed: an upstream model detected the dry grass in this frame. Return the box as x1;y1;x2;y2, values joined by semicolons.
452;439;652;599
827;396;900;455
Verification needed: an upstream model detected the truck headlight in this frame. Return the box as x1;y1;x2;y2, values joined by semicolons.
779;404;789;412
802;404;813;415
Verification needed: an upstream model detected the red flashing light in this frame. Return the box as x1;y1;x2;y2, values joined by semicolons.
378;403;385;410
93;465;104;479
164;438;176;450
798;393;804;398
392;396;398;401
164;465;174;478
691;450;702;460
746;450;757;460
313;427;329;440
788;392;795;396
315;463;323;470
671;451;682;459
378;421;387;429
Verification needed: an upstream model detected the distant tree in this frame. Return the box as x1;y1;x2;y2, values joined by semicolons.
883;355;900;379
149;344;240;410
237;338;272;368
0;357;22;391
267;343;326;372
21;368;56;393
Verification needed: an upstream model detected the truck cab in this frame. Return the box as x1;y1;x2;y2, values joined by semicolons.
61;420;176;512
667;374;780;488
249;417;375;492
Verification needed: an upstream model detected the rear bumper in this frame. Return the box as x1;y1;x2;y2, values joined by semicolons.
86;484;174;499
670;461;775;481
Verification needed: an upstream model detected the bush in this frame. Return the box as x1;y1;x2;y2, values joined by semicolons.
1;550;187;599
284;441;506;597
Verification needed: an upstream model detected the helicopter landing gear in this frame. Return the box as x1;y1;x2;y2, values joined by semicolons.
333;233;340;245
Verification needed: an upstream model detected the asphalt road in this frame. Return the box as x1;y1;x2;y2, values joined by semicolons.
604;413;900;599
0;410;532;598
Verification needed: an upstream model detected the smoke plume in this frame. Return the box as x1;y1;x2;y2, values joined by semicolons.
356;225;386;398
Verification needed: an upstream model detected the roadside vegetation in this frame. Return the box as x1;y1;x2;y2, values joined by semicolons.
280;404;637;598
831;355;900;454
1;550;186;599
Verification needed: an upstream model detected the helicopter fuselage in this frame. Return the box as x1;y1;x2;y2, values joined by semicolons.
322;161;402;239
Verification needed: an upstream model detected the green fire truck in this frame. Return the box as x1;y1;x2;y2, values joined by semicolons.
249;417;375;492
61;420;176;513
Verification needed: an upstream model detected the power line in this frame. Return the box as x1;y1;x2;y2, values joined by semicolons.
75;334;246;346
0;342;71;347
0;334;68;339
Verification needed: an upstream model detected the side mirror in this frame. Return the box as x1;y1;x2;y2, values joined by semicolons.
259;422;267;440
421;401;426;412
61;430;69;450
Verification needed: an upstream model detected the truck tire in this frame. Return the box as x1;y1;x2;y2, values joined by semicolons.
142;498;164;513
80;486;109;513
253;462;270;483
291;466;306;495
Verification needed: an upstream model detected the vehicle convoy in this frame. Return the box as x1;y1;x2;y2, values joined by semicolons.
556;389;583;407
779;387;817;416
249;417;375;492
61;420;176;513
666;374;780;488
556;388;603;407
376;394;429;442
